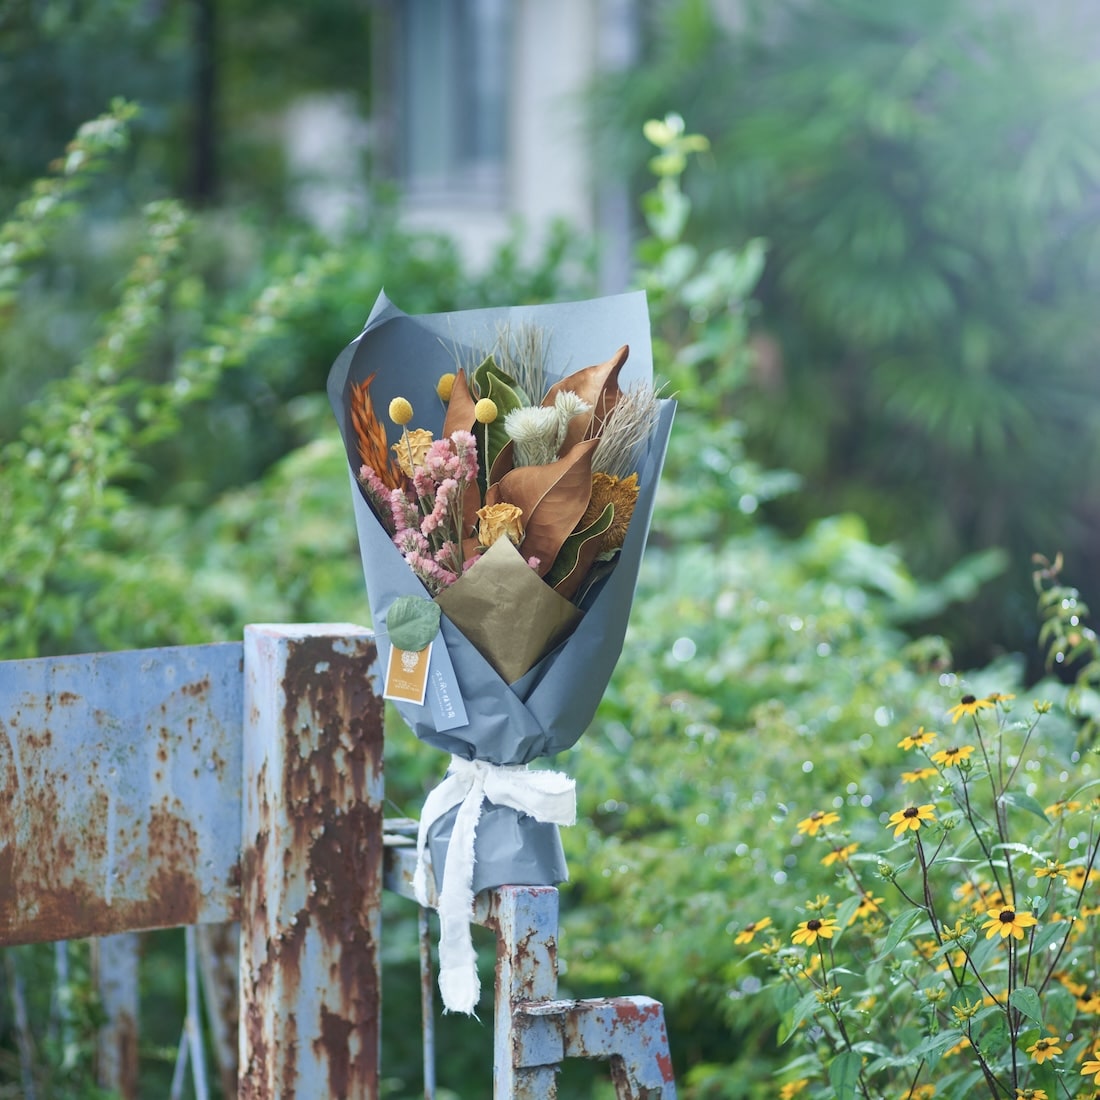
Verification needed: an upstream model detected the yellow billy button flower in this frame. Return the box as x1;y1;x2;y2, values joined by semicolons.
388;396;414;425
887;804;936;838
1025;1036;1063;1064
931;744;976;767
791;916;839;946
946;694;994;723
436;372;456;401
474;398;499;424
796;810;839;836
733;916;771;945
983;905;1038;940
898;726;937;750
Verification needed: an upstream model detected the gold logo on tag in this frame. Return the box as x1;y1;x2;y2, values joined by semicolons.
384;642;432;704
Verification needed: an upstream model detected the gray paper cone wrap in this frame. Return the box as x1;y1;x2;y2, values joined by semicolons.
328;290;674;891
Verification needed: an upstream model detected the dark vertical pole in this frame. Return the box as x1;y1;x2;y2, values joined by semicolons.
192;0;218;204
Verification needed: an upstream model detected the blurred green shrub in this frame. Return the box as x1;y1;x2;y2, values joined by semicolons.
595;0;1100;666
2;97;1093;1100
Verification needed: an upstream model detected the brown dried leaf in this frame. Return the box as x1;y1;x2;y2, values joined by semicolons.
484;438;598;576
442;368;477;438
541;345;630;454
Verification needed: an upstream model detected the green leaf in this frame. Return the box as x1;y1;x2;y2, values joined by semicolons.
544;502;615;597
471;355;528;492
1009;986;1043;1026
778;989;821;1046
828;1050;862;1100
1044;983;1078;1036
876;906;928;960
909;1029;965;1068
386;595;441;651
835;895;862;929
1000;790;1051;822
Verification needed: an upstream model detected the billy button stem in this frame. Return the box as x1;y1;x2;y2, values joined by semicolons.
389;396;415;474
474;398;498;476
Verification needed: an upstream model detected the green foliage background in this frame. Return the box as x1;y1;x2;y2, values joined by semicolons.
595;0;1100;670
2;2;1098;1097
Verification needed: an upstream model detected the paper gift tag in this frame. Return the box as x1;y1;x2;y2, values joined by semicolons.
383;643;432;704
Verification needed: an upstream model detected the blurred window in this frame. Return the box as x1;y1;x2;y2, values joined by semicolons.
396;0;510;204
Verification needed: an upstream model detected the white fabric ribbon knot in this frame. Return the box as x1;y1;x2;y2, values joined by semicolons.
414;754;576;1014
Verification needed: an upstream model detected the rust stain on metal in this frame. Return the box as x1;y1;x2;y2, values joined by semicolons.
180;675;211;699
197;922;241;1098
240;631;384;1099
0;803;204;945
315;1005;354;1098
284;634;383;1097
111;1009;139;1100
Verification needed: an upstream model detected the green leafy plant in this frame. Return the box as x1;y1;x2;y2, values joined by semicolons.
737;640;1100;1098
597;0;1100;665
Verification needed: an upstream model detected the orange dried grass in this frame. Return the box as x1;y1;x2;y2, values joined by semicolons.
351;372;402;489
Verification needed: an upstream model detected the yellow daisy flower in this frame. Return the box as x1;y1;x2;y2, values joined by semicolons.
898;726;937;750
1016;1089;1048;1100
1066;866;1097;889
821;843;859;867
887;804;936;837
797;810;840;836
849;894;885;925
1025;1036;1063;1063
1046;798;1083;818
1082;1057;1100;1079
1034;859;1068;879
930;744;976;767
982;906;1038;940
1055;974;1086;996
779;1080;809;1100
902;767;939;784
791;917;839;946
733;917;772;945
946;694;994;723
1077;990;1100;1014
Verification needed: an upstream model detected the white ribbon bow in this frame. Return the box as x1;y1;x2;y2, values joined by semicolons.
414;755;577;1014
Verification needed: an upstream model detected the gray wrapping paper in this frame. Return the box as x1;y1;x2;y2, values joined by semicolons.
328;290;674;890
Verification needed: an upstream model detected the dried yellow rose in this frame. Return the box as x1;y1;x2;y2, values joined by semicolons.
476;503;525;548
392;428;434;477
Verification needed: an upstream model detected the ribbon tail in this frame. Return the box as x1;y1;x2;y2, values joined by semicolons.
414;768;468;907
435;778;486;1014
